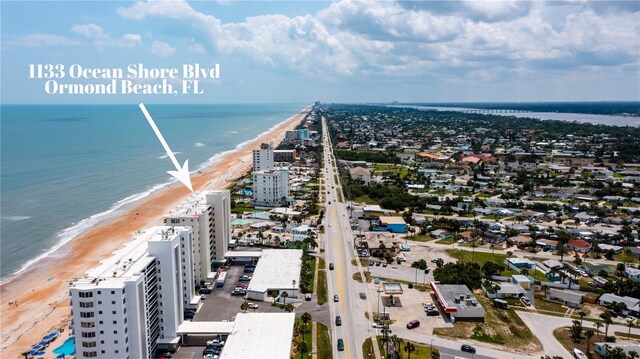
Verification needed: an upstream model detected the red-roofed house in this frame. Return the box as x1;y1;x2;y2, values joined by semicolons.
567;239;591;253
460;156;481;164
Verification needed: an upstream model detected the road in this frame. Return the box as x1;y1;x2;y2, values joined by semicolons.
321;116;381;359
517;311;640;359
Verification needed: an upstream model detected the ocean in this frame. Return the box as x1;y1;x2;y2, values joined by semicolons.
0;103;306;281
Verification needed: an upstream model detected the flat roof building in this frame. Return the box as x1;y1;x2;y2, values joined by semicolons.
247;249;302;301
220;313;295;359
70;226;195;359
164;190;231;283
430;282;485;322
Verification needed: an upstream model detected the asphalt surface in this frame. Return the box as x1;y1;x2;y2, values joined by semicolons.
321;116;380;359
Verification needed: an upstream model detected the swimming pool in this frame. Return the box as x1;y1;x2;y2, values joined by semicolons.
243;189;252;196
53;337;75;356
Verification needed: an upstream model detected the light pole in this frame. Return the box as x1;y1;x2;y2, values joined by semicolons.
377;286;383;318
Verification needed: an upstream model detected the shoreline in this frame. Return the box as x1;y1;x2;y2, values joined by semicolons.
0;106;309;358
1;109;303;285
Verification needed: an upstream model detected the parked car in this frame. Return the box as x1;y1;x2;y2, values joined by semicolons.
335;316;342;326
248;302;259;309
337;339;344;351
406;320;420;329
200;294;207;300
239;275;252;281
424;268;430;274
461;344;476;353
521;297;531;306
375;262;381;266
329;263;335;270
371;323;384;329
305;293;312;301
426;310;439;316
199;287;212;294
334;295;339;302
382;263;388;267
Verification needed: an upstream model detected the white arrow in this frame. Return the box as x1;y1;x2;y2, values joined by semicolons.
139;103;193;192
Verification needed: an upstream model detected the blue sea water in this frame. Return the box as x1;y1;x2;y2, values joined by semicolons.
0;103;306;280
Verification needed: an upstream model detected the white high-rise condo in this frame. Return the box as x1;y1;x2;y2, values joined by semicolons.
252;142;274;171
164;190;231;285
69;226;195;359
252;168;289;207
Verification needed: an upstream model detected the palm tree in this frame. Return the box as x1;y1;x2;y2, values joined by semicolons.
297;341;308;359
281;291;289;306
600;311;613;338
301;312;312;341
404;341;416;359
585;329;595;355
578;310;587;327
594;320;603;339
285;303;294;312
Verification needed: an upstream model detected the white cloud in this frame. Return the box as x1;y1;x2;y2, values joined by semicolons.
71;23;142;48
188;43;206;54
4;34;81;47
150;40;176;57
114;0;639;79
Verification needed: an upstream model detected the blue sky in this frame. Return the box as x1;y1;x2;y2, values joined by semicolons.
1;0;639;104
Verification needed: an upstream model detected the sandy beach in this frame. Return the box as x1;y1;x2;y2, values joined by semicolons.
0;107;309;358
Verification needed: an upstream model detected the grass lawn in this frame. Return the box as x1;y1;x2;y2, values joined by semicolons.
433;293;543;353
293;318;313;359
445;249;509;267
534;299;568;314
318;257;326;270
317;270;328;305
435;238;455;245
375;276;430;292
408;235;437;242
353;194;378;204
351;258;369;266
363;336;439;359
317;322;333;359
553;326;601;357
353;271;372;283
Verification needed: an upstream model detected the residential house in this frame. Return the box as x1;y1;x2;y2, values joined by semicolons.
512;275;532;289
598;294;640;316
431;229;451;239
567;239;591;253
545;288;585;308
626;268;640;283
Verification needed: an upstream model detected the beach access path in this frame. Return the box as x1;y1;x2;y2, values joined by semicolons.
0;107;309;358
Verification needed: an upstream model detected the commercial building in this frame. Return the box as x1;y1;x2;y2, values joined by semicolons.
164;190;231;284
220;313;295;359
377;216;407;233
349;166;371;184
430;282;485;322
253;143;274;172
273;149;297;163
70;226;196;359
246;249;302;301
252;169;289;207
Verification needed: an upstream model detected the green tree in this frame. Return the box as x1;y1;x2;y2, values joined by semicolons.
570;320;583;343
404;341;416;359
481;261;505;279
297;340;308;359
301;312;312;341
585;329;595;355
240;301;249;312
285;303;294;312
600;311;613;338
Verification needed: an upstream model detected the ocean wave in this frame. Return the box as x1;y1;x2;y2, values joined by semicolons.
1;216;32;221
227;131;239;134
1;181;172;284
1;105;309;284
158;151;182;159
194;142;206;147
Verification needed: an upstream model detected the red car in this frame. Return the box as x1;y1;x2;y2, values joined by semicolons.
406;320;420;329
